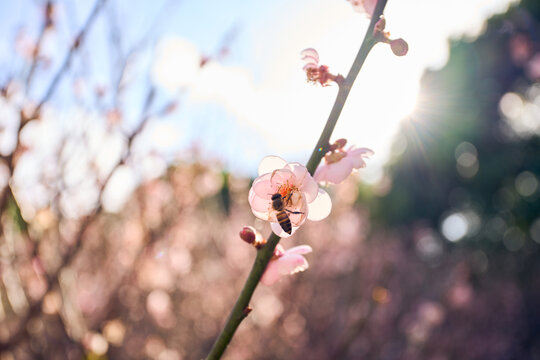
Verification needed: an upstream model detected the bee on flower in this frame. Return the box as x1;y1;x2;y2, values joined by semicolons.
248;156;332;237
300;48;343;87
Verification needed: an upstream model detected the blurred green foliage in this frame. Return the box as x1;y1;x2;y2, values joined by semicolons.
365;0;540;254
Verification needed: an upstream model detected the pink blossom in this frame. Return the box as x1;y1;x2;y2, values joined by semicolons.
300;48;341;87
314;146;374;185
261;244;312;286
300;48;319;71
248;156;332;237
347;0;377;17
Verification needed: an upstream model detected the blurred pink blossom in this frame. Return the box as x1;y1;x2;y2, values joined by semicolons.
315;146;373;185
249;156;332;237
347;0;377;17
300;48;319;71
261;244;312;286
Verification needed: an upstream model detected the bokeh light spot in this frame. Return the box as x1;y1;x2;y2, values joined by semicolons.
503;227;526;251
441;212;468;242
515;171;538;197
372;286;390;304
530;218;540;244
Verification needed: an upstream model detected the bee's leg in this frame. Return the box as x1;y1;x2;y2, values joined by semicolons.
285;209;304;215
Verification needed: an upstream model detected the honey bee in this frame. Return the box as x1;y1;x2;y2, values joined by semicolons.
271;192;303;235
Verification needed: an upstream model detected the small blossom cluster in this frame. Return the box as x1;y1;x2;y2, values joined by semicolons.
301;48;343;87
240;226;312;286
345;1;408;57
243;139;372;285
373;17;409;57
239;2;411;285
315;139;374;185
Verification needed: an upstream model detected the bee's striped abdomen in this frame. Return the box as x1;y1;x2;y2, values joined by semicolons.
276;210;292;234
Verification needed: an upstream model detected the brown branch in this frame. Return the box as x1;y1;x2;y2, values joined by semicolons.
28;0;107;125
0;0;108;229
24;1;54;90
0;87;157;352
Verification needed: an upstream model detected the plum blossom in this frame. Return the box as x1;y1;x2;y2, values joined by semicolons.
300;48;342;87
249;156;332;237
261;244;312;286
314;139;373;185
346;0;377;17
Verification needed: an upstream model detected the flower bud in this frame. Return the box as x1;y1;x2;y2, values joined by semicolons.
374;16;386;34
390;38;409;56
242;306;252;316
239;226;256;244
331;138;347;151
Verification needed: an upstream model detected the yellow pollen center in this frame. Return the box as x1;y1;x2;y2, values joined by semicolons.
277;182;298;205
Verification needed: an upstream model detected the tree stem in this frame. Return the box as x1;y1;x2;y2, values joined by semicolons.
205;1;388;358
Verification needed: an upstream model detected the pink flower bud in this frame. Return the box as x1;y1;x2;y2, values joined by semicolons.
374;17;386;34
329;138;347;151
239;226;256;244
390;38;409;56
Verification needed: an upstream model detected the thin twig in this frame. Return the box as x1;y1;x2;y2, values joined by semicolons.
205;1;388;359
0;0;107;230
29;0;107;124
0;87;157;352
24;1;54;90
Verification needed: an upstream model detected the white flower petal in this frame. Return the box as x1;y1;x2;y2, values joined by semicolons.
270;222;299;238
277;254;309;275
314;165;327;183
270;168;296;188
274;244;286;257
347;147;374;169
307;188;332;221
319;159;354;184
286;162;308;184
258;156;288;176
261;261;282;286
248;188;271;220
300;48;319;62
252;176;274;199
302;57;319;66
285;245;313;256
303;63;318;71
299;174;319;203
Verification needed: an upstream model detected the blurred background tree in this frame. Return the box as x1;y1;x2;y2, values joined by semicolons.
356;0;540;358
